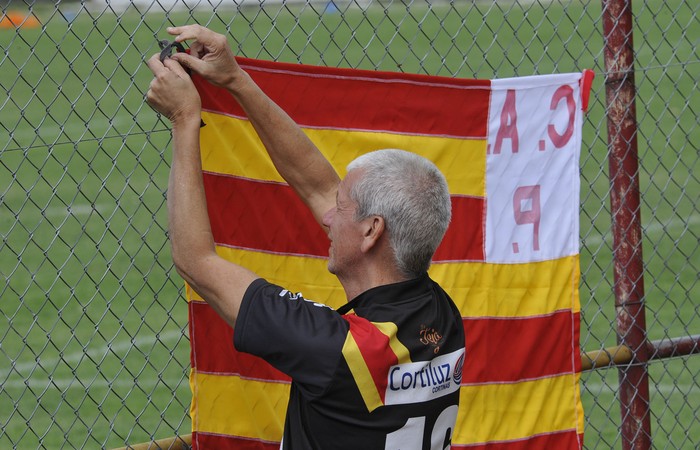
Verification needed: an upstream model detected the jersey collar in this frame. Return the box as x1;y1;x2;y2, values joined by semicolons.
336;273;431;315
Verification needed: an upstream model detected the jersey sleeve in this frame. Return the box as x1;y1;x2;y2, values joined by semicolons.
233;278;349;396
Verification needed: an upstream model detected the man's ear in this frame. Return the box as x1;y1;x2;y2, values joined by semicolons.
360;216;385;253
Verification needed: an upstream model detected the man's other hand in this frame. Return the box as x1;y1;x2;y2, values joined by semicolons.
167;25;242;89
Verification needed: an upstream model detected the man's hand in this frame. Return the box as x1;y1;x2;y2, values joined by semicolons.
146;55;201;124
162;25;340;229
167;25;243;89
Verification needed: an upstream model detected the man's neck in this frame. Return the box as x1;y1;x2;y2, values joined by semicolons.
339;263;409;301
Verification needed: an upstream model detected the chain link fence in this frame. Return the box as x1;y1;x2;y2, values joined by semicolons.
1;0;697;448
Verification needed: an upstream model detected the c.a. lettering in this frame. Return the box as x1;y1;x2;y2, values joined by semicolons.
548;85;576;148
492;89;519;155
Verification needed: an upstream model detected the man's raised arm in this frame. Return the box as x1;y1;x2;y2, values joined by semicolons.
168;25;340;228
146;54;258;329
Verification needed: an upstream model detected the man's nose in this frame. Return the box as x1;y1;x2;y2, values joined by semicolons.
322;208;335;227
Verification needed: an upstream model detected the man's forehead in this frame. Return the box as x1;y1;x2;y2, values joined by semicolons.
338;169;361;201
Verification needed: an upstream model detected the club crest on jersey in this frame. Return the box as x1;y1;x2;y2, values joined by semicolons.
419;324;444;354
384;348;465;406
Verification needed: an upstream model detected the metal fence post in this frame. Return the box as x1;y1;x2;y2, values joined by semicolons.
601;0;652;448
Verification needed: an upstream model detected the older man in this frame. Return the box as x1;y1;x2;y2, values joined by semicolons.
146;25;465;449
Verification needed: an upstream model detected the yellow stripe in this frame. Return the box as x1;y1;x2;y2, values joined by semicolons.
430;255;581;316
341;331;384;412
453;373;584;445
573;372;585;436
189;368;198;429
200;112;278;181
200;111;486;197
191;371;288;440
305;128;486;197
190;247;580;316
372;321;412;364
185;245;346;307
190;362;583;443
216;245;346;308
185;283;200;303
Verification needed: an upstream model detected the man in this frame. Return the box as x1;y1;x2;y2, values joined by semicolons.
146;25;465;449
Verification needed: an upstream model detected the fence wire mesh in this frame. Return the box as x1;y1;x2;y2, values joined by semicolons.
0;0;697;448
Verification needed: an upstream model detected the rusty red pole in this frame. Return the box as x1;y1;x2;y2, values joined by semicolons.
601;0;652;449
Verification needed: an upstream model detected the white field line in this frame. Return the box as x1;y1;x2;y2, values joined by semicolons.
0;329;186;382
582;381;700;396
7;116;135;143
44;203;111;218
582;213;700;247
1;375;189;390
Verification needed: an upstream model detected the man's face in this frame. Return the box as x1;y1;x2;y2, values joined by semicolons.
322;169;365;278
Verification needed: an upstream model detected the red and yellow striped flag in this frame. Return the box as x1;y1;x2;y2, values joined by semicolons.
187;58;593;449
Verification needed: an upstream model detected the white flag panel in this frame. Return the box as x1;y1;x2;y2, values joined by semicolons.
485;74;584;263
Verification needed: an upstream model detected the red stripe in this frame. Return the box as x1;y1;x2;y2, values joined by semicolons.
572;311;582;372
192;299;578;384
435;195;485;262
204;173;485;261
344;314;398;403
203;173;329;257
192;431;280;450
453;430;583;449
461;311;580;384
190;301;290;382
192;59;490;138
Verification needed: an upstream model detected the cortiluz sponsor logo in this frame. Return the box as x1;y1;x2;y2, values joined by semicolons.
384;348;465;406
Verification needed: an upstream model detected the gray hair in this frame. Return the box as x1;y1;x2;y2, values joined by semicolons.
347;149;451;278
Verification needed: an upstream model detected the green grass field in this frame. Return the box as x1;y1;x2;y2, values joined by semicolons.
1;0;697;448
